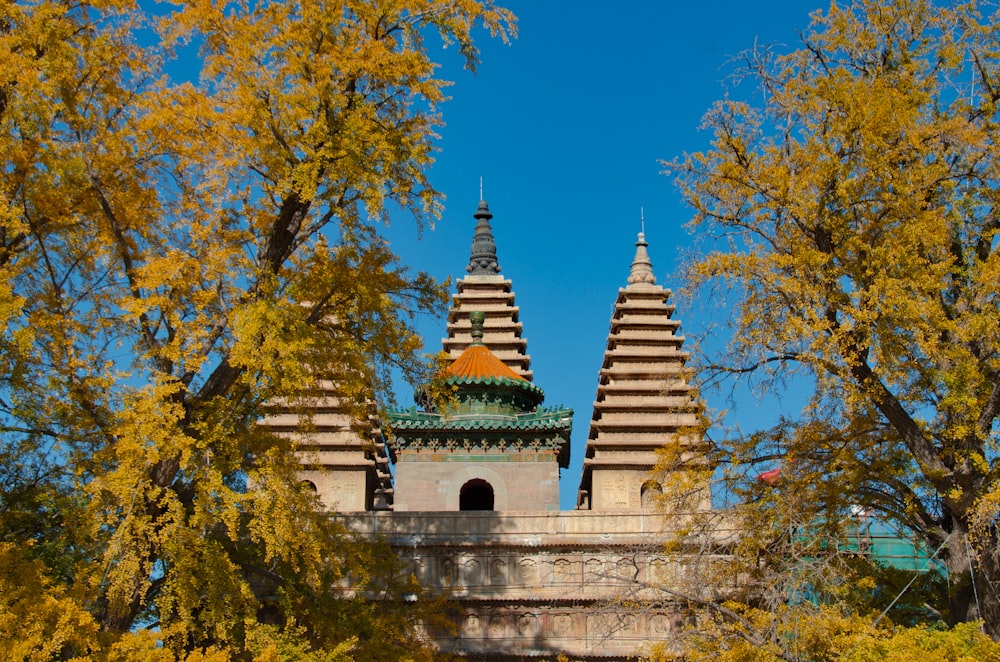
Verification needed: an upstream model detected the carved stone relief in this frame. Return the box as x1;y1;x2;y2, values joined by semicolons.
647;557;667;583
440;556;458;585
586;613;609;639
490;558;507;584
621;615;640;637
462;558;482;586
552;613;573;637
610;473;628;506
650;614;670;636
615;557;636;582
464;613;482;636
517;613;539;636
408;557;426;584
518;558;538;585
553;558;577;584
585;558;604;582
488;614;508;637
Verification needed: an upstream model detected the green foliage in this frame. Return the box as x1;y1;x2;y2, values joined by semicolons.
0;0;513;657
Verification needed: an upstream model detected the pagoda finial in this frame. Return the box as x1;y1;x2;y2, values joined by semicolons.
467;200;501;275
627;229;656;286
469;311;485;345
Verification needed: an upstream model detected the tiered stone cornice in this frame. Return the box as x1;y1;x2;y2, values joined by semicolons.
444;278;532;380
260;379;393;510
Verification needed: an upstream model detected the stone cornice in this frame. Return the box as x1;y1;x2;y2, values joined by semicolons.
387;428;571;468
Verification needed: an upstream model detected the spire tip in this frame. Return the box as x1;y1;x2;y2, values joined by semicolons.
467;200;501;275
628;215;656;286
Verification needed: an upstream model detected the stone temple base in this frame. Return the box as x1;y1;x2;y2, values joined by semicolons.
342;509;736;660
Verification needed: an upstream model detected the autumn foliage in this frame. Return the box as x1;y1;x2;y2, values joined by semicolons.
672;0;1000;642
0;0;512;658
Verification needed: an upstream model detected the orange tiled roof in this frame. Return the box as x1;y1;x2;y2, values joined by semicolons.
446;344;526;382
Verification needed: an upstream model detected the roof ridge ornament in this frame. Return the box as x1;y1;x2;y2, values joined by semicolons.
627;226;657;286
467;200;501;275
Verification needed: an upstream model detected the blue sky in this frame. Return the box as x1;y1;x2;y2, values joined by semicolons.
383;2;830;509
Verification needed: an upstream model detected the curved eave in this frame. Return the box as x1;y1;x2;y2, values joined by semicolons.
446;374;545;399
387;411;573;432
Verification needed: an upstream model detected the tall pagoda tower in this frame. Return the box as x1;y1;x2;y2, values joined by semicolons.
577;232;708;511
388;201;572;511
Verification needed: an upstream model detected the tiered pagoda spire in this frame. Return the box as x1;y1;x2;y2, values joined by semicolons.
577;231;707;511
443;201;532;380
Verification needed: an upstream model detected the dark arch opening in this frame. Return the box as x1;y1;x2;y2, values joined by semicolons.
459;478;495;511
640;480;662;508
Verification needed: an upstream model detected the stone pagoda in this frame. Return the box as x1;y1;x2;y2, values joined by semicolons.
277;201;720;659
577;231;708;512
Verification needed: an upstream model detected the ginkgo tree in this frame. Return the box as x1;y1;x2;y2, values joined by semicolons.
673;0;1000;639
0;0;512;658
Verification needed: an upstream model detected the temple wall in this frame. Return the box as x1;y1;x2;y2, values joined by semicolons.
591;469;649;510
299;468;369;511
343;510;737;659
393;453;561;511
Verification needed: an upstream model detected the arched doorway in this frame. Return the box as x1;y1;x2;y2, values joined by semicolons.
459;478;495;511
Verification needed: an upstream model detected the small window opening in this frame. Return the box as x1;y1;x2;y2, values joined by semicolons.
459;478;495;511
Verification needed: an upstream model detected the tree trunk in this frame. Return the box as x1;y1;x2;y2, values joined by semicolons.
942;519;1000;639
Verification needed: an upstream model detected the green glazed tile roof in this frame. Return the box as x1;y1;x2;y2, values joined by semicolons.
387;406;572;431
445;373;545;398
